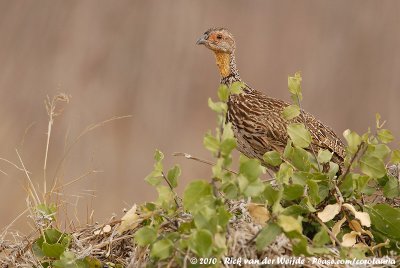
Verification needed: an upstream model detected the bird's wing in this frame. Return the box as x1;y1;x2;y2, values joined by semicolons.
234;88;345;160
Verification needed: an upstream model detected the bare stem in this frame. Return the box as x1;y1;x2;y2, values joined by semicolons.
337;141;366;186
172;152;238;175
296;94;321;172
311;214;341;246
161;171;180;207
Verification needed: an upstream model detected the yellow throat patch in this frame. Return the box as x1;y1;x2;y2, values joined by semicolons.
214;52;230;77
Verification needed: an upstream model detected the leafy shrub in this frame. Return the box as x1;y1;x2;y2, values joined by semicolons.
126;73;400;266
30;73;400;267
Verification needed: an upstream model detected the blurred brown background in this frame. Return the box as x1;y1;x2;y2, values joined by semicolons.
1;0;399;231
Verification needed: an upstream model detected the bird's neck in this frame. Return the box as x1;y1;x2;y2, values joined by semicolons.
213;51;241;85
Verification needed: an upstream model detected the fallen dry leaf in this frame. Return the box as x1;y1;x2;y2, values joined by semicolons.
342;231;358;247
117;204;140;235
342;203;371;227
317;203;340;222
331;217;346;246
349;219;373;238
248;203;270;226
371;239;390;251
349;219;362;232
103;224;112;233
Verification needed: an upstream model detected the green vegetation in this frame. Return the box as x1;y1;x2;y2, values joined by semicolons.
3;74;400;267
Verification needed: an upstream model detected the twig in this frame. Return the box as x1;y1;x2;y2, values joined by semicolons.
337;141;366;186
246;228;262;245
311;214;341;246
172;152;238;175
295;94;321;172
161;171;180;207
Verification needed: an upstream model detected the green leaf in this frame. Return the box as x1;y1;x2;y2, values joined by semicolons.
383;175;400;198
84;256;102;268
256;223;282;251
208;98;227;113
243;179;266;197
145;150;164;186
203;132;220;154
282;205;308;217
230;81;245;95
44;229;64;244
262;184;280;206
290;147;311;172
134;226;157;246
154;150;164;162
239;156;262;182
377;129;394;143
263;151;282;167
307;180;321;205
366;144;391;160
145;171;163;186
193;207;217;232
217;84;229;102
167;165;180;188
328;162;339;179
53;252;88;268
32;237;45;258
282;104;300;120
221;182;238;199
313;228;330;247
156;185;175;209
220;138;236;157
355;174;371;194
300;196;316;212
277;215;302;234
391;150;400;164
276;163;293;184
287;123;312;148
343;129;362;154
375;113;382;128
359;155;386;178
286;232;310;256
36;203;57;220
42;242;66;258
217;207;232;228
339;174;354;197
183;180;213;212
366;204;400;240
189;229;213;257
150;239;173;260
283;184;304;200
317;149;333;164
288;72;303;101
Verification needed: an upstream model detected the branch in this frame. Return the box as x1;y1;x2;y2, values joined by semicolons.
337;141;366;186
161;171;180;208
172;152;238;175
311;214;341;246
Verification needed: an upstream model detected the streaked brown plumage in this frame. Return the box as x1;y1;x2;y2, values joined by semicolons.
197;28;346;169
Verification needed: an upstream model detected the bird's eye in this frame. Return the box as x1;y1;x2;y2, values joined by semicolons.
217;34;222;40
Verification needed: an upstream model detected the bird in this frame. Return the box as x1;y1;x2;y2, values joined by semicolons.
196;27;346;171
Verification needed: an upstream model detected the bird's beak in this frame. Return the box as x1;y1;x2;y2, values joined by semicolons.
196;34;207;45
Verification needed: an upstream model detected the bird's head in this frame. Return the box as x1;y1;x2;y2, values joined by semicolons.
197;28;237;78
196;28;236;54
